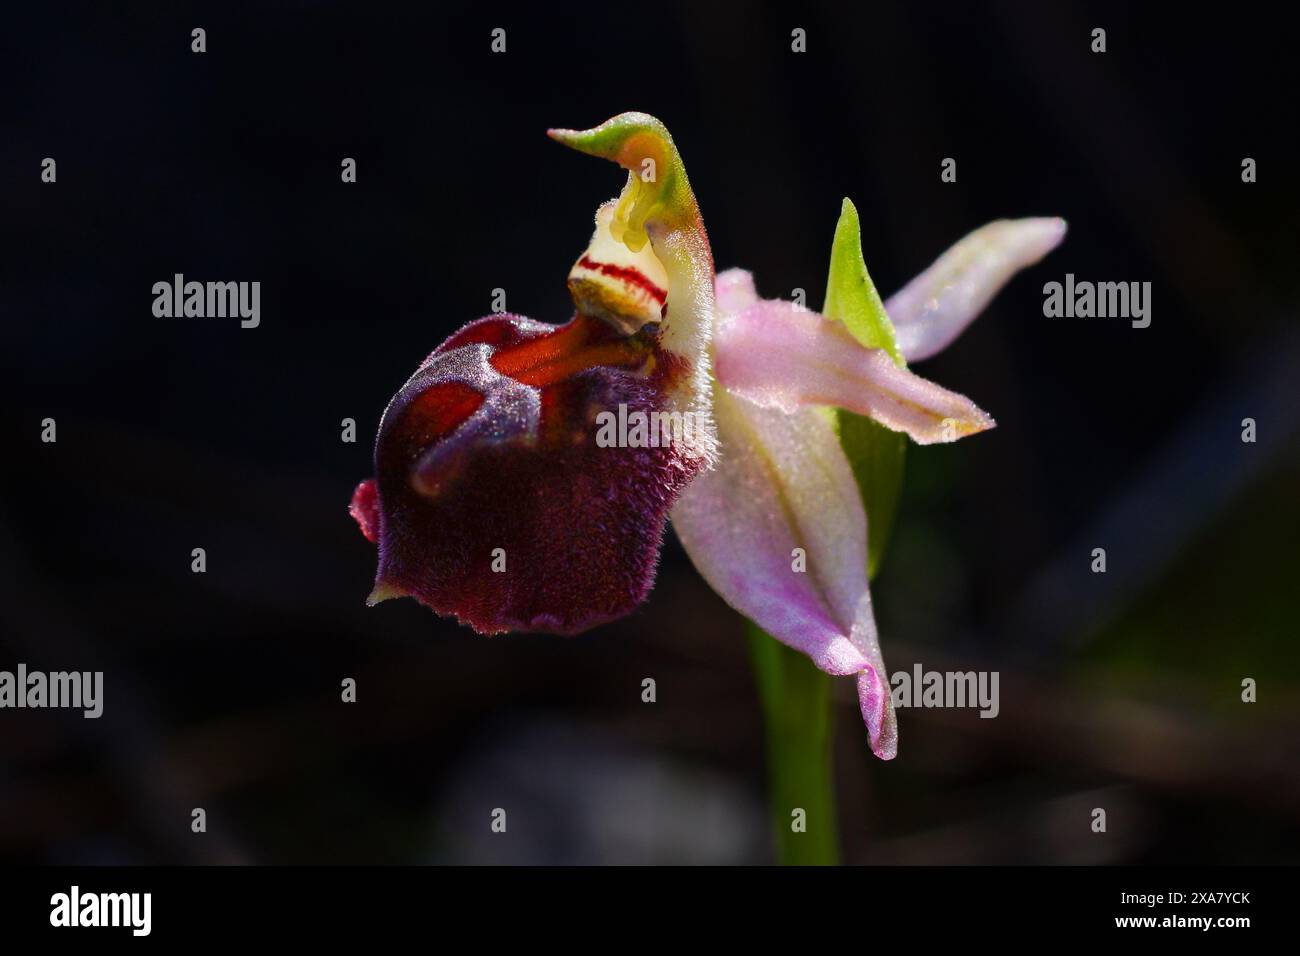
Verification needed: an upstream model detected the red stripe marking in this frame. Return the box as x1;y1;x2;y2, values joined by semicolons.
577;256;667;305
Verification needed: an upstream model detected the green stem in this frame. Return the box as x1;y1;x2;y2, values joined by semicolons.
748;622;839;865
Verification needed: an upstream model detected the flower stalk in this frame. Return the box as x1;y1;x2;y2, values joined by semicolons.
749;623;840;866
750;198;904;865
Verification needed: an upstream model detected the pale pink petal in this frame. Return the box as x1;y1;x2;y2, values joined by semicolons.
857;662;897;761
715;268;759;314
671;386;896;758
713;301;995;444
887;217;1067;362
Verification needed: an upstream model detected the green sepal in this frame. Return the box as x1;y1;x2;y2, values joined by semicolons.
823;198;907;580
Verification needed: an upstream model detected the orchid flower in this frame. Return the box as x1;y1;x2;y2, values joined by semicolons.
350;112;1065;760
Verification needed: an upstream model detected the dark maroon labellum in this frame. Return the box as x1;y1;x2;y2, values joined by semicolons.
352;313;702;635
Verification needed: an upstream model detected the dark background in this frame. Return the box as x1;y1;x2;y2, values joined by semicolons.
2;1;1297;864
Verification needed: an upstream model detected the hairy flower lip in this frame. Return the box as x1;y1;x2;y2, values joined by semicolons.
357;310;704;635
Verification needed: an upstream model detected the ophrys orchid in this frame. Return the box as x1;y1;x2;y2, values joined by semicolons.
350;112;1065;760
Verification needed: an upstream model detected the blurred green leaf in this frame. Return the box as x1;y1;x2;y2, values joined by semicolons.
823;198;907;579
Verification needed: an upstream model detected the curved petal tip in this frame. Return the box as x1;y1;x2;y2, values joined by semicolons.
857;666;898;760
